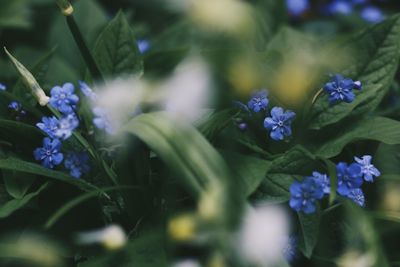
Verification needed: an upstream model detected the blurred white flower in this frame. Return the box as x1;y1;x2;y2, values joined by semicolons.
160;56;213;123
337;251;375;267
76;224;127;250
172;259;201;267
237;204;289;267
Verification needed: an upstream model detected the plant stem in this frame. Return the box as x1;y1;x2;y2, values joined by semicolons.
65;15;105;83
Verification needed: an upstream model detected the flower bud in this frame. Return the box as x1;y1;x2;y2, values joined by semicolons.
55;0;74;16
4;48;50;106
76;224;127;250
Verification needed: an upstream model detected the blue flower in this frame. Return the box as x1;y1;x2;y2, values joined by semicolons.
0;83;6;91
64;152;90;178
264;107;296;141
237;122;247;131
247;89;269;112
79;81;97;101
55;114;79;140
33;137;63;168
137;39;151;54
336;162;363;196
310;171;330;194
360;6;384;23
286;0;309;16
49;83;79;114
328;0;353;15
36;116;59;139
347;188;365;207
323;74;360;104
289;177;324;214
8;101;26;120
283;236;297;263
93;107;114;134
354;155;380;182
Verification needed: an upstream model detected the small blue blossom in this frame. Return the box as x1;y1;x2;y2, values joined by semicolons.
323;74;361;104
361;6;384;23
64;152;90;178
354;155;380;182
283;236;297;263
79;81;97;102
238;122;247;131
137;39;151;54
289;177;324;214
49;83;79;114
55;114;79;140
247;89;269;113
8;101;26;120
328;0;353;15
33;137;63;168
336;162;363;196
347;188;365;207
36;116;59;139
0;83;6;91
286;0;309;16
93;107;114;134
310;171;330;194
264;107;296;141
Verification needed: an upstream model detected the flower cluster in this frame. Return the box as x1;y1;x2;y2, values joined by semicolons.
236;89;296;141
33;82;90;178
323;74;362;104
289;155;380;214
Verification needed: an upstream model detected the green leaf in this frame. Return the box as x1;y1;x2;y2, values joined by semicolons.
2;170;35;199
298;210;321;258
221;151;272;197
312;116;400;158
0;182;49;218
0;0;30;28
93;11;143;78
0;158;97;192
122;112;230;199
309;15;400;129
270;145;318;175
256;173;294;202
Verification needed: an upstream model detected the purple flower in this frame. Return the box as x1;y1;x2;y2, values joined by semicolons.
92;107;114;134
347;188;365;207
336;162;363;196
360;6;384;23
289;177;324;214
137;39;151;54
79;81;97;101
286;0;309;16
264;107;296;141
64;152;90;178
49;83;79;114
354;155;380;182
33;138;63;168
55;114;79;140
36;116;59;139
323;74;361;104
247;89;269;113
310;171;330;194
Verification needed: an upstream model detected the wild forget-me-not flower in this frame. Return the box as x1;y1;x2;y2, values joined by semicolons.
289;177;324;214
64;152;90;178
92;107;114;135
347;188;365;207
247;89;269;113
36;116;59;139
323;74;362;104
137;39;151;54
33;137;63;168
286;0;309;16
264;107;296;141
49;83;79;114
336;162;363;197
310;171;330;194
55;114;79;140
354;155;380;182
79;81;97;102
327;0;353;15
8;101;26;120
361;6;384;23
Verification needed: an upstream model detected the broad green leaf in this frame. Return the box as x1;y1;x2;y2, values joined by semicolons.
93;11;143;78
375;143;400;174
221;151;272;197
198;109;237;141
0;158;97;192
256;173;294;202
298;210;321;258
0;182;49;218
270;145;318;175
123;112;230;199
309;15;400;129
312;116;400;158
2;170;35;199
